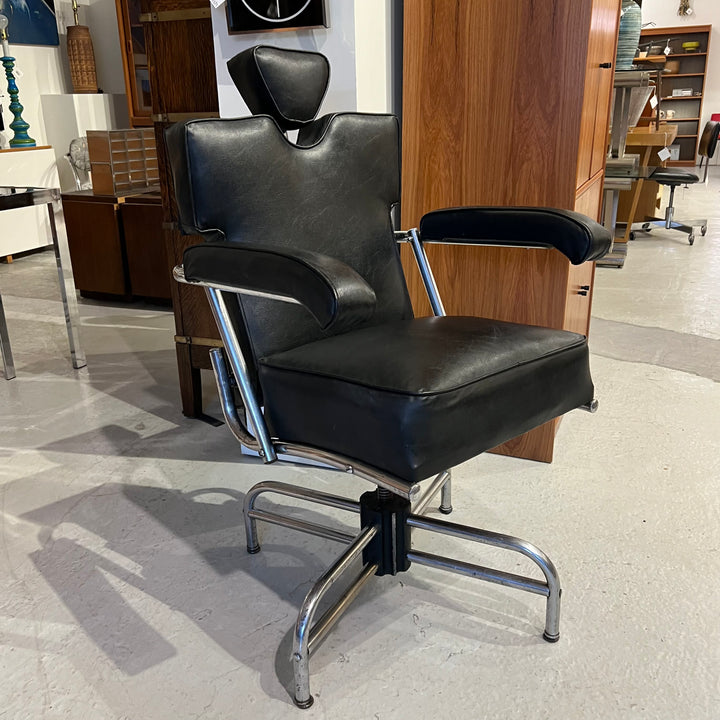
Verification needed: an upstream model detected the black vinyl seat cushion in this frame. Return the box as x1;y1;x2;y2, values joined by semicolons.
258;317;594;484
650;168;700;186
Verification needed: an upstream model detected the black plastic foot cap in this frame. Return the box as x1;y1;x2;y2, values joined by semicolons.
543;631;560;643
439;505;453;515
294;695;314;709
247;545;261;554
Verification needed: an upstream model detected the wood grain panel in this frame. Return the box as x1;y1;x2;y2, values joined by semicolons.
401;0;593;229
576;0;620;186
62;198;128;296
410;245;569;328
401;0;616;462
589;0;621;180
574;171;604;221
166;228;219;339
490;420;558;464
121;200;171;299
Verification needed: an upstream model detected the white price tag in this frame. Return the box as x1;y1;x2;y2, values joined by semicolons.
649;94;658;109
657;147;672;162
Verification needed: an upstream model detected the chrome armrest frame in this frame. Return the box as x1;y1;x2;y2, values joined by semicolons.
174;264;422;502
395;229;446;317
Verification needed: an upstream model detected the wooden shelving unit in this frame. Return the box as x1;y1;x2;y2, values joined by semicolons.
115;0;153;127
638;25;711;166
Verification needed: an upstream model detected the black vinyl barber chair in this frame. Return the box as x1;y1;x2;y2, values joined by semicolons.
165;46;612;708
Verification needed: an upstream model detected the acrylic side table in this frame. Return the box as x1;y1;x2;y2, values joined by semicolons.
0;186;86;378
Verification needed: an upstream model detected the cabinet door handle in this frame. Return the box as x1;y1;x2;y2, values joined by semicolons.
580;285;590;291
599;62;613;69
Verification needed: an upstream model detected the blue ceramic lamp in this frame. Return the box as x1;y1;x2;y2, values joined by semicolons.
0;13;36;148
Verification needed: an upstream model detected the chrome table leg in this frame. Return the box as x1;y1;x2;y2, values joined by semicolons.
0;292;15;379
47;195;85;369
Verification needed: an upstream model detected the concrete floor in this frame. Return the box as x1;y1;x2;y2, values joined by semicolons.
1;172;719;719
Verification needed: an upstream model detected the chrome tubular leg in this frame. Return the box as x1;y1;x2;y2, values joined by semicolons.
407;514;562;642
413;470;452;516
409;228;446;317
205;287;277;463
48;197;86;369
243;480;360;554
292;525;377;709
439;470;453;515
209;348;260;451
0;292;15;380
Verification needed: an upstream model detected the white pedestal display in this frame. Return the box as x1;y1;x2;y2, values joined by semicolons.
40;94;129;192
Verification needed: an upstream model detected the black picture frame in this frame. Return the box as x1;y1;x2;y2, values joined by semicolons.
226;0;327;35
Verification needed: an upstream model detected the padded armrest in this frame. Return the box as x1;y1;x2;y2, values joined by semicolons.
419;207;612;264
183;242;376;333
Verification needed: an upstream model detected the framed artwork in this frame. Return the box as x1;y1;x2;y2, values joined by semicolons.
0;0;60;46
226;0;327;35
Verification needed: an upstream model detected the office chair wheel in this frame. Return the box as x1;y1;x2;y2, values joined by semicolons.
629;232;636;241
700;224;707;236
641;223;651;232
688;233;695;246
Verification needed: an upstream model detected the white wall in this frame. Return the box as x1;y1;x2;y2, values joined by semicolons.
210;0;358;119
641;0;719;139
354;0;393;113
2;46;67;147
1;0;125;148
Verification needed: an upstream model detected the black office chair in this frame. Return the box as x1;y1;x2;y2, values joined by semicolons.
632;121;719;245
165;45;611;708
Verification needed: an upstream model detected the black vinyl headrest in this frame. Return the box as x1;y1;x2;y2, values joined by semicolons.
227;45;330;131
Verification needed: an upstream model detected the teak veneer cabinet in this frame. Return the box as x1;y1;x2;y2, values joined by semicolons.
401;0;621;462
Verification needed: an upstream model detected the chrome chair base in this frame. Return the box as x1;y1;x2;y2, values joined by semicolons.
630;186;707;246
243;477;562;709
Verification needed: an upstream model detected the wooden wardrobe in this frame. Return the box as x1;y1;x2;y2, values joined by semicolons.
401;0;621;462
140;0;222;418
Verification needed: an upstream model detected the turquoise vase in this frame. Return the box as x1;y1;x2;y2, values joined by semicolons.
616;0;642;70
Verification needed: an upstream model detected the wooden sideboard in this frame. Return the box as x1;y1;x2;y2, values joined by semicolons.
61;189;170;300
401;0;621;462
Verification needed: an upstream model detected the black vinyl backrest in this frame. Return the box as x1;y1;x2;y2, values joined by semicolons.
165;112;412;361
698;121;719;160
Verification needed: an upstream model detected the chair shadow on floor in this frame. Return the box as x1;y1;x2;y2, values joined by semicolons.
20;476;549;704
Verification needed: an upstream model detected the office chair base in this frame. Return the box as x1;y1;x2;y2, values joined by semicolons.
243;479;561;708
631;216;707;246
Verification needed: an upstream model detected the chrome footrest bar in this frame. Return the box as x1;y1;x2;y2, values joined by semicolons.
243;480;360;552
293;526;378;709
246;509;356;548
407;550;549;596
407;514;561;641
307;562;377;656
